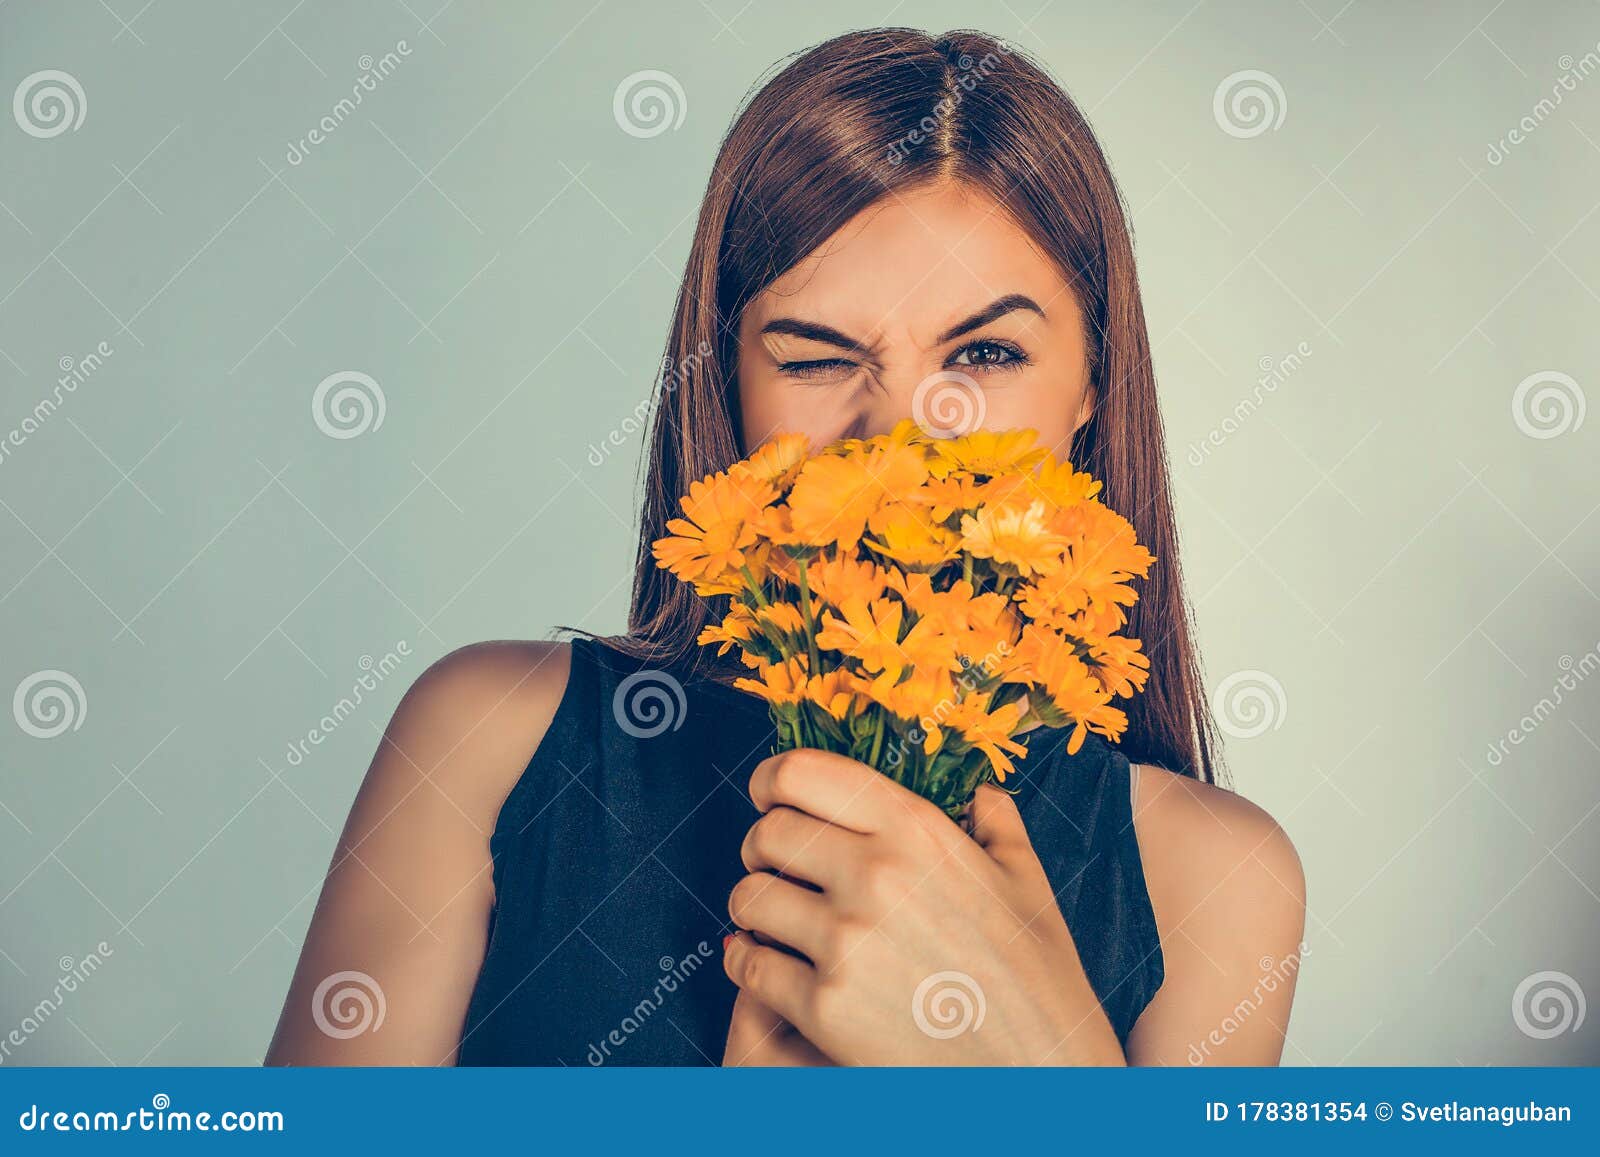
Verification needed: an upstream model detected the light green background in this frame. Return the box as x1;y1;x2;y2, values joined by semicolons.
1;0;1596;1065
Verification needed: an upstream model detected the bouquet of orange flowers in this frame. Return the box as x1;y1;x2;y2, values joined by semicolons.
652;421;1154;819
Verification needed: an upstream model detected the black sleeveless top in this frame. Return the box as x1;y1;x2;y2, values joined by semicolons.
458;638;1164;1065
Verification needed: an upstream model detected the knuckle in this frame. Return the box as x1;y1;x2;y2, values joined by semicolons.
727;873;763;924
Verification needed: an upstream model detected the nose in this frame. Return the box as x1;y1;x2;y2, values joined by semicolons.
847;366;984;441
846;368;932;440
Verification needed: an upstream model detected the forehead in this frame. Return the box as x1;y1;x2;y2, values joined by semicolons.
746;181;1073;334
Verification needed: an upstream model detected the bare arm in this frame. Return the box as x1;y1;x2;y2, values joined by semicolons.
1125;767;1307;1066
265;641;571;1065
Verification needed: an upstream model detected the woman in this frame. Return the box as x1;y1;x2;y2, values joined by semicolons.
267;28;1305;1067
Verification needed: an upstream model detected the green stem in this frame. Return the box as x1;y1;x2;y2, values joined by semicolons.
739;564;769;608
794;561;823;673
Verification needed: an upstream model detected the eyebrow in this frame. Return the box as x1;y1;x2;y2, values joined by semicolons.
936;294;1045;344
758;318;870;354
757;292;1046;355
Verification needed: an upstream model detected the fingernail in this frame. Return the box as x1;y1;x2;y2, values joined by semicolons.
722;933;734;952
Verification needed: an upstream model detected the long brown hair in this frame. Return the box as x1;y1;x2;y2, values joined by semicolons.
615;28;1220;783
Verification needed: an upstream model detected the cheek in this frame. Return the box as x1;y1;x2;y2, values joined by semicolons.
978;379;1087;448
738;373;857;448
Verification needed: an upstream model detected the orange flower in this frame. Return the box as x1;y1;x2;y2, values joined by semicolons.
743;432;811;487
805;555;886;607
929;428;1046;476
784;442;929;550
959;500;1066;576
652;469;776;587
865;504;960;570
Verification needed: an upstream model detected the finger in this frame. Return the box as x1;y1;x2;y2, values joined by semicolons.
969;784;1047;878
723;990;830;1067
750;748;946;835
728;871;833;964
723;930;816;1032
741;805;864;888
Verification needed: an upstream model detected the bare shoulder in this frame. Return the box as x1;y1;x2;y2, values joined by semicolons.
373;639;574;824
1123;765;1307;1064
1132;765;1306;946
266;640;575;1063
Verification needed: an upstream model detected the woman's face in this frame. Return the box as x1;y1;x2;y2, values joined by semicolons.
736;180;1094;453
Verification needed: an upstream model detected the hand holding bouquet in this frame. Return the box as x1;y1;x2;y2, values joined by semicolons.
653;421;1154;818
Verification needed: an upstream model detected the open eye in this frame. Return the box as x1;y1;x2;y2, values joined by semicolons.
778;357;857;380
948;340;1026;371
